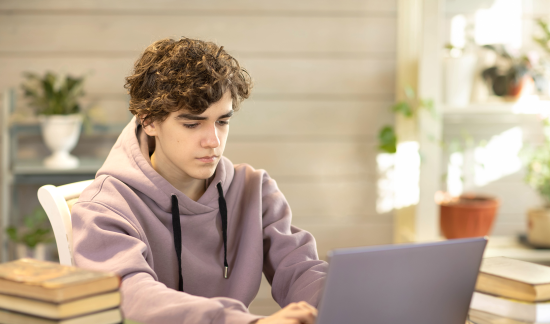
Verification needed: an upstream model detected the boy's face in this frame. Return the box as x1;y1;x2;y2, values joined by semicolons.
142;91;233;182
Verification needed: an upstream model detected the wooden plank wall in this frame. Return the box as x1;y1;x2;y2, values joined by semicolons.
0;0;397;315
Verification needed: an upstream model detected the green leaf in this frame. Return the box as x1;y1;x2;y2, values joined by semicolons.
420;98;437;118
392;101;413;118
378;126;397;154
9;207;53;248
404;85;415;100
6;227;18;243
524;134;550;204
21;71;85;115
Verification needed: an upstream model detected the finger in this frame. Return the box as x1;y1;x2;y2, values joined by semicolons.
291;302;318;320
287;301;314;312
297;301;318;316
276;319;301;324
281;309;316;324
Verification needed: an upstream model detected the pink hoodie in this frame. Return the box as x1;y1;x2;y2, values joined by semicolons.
71;117;328;324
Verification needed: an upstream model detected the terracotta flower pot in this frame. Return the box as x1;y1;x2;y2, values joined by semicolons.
439;194;499;239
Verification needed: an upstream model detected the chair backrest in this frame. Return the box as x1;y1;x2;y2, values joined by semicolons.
37;180;94;266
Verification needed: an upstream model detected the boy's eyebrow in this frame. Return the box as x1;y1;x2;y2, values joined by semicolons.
219;110;234;119
175;110;234;121
175;113;206;121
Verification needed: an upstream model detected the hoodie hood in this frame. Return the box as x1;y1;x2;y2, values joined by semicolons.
96;116;234;215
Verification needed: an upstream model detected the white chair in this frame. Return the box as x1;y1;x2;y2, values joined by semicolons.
37;180;94;266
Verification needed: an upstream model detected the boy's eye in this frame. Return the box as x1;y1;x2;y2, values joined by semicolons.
217;120;230;126
184;123;199;129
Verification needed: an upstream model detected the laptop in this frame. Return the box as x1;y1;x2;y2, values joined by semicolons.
316;237;487;324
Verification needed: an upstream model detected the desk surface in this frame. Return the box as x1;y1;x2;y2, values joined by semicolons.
484;236;550;265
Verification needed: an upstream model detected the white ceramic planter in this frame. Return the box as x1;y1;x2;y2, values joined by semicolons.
16;243;47;260
39;114;83;169
527;208;550;247
444;55;478;107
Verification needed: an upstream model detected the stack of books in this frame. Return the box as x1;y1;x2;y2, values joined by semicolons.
469;256;550;324
0;258;121;324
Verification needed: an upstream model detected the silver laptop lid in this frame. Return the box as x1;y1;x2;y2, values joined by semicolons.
317;237;487;324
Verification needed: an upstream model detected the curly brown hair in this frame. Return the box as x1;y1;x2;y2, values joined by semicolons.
125;37;252;126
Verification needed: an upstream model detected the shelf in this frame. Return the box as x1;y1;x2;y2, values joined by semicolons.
12;158;104;185
9;122;127;136
442;97;550;124
443;97;550;115
14;158;104;175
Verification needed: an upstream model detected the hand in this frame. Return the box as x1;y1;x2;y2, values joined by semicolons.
256;301;318;324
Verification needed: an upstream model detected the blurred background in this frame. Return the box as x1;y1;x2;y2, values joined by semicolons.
3;0;550;316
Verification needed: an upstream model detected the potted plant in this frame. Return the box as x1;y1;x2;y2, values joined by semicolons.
436;192;499;239
525;119;550;247
435;132;500;239
481;45;536;99
21;71;85;169
6;207;55;260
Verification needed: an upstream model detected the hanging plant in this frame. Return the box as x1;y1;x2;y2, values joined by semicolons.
377;86;435;154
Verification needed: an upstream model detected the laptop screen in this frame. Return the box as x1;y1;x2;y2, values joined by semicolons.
317;237;487;324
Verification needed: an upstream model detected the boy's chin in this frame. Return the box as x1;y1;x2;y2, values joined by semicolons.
189;165;218;180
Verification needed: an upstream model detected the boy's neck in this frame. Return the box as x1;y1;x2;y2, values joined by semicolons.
150;152;206;202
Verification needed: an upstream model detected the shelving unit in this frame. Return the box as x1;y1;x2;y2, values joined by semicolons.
440;96;546;240
0;89;126;262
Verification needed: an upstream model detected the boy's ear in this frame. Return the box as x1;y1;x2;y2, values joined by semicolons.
141;118;158;137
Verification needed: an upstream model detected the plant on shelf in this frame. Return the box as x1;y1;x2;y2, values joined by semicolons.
21;71;86;169
480;44;536;98
532;18;550;96
21;72;84;115
378;86;500;240
523;119;550;247
6;207;54;260
525;120;550;206
533;19;550;56
377;86;434;154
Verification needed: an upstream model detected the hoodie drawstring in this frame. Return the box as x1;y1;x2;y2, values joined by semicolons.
171;183;229;292
171;195;184;291
216;183;229;279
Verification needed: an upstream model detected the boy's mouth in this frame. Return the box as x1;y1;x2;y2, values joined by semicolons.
196;155;218;163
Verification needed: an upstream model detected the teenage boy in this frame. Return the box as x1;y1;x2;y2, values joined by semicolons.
71;38;327;324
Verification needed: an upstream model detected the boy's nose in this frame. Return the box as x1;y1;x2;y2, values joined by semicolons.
202;124;220;148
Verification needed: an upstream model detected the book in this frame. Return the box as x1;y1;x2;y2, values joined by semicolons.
0;258;119;303
469;309;540;323
0;307;122;324
475;257;550;302
0;290;120;319
471;292;550;323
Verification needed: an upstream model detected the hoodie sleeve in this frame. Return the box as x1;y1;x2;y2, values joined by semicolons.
72;200;262;324
260;172;328;308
